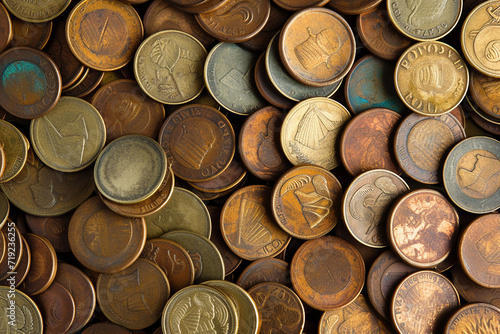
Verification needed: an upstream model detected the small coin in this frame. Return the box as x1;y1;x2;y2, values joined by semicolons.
469;70;500;122
395;41;468;116
0;119;27;183
291;236;365;310
10;16;52;50
451;264;500;309
33;282;75;334
0;286;43;332
97;258;170;330
445;302;500;333
391;271;460;334
443;136;500;214
0;3;12;53
3;0;71;22
0;223;23;281
21;233;57;296
236;257;290;290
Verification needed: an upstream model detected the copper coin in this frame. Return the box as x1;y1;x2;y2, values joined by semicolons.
188;157;246;194
451;264;500;309
0;228;5;267
33;281;75;334
470;69;500;122
469;97;500;135
394;112;466;184
357;6;411;60
279;7;356;87
221;185;291;261
340;108;401;176
0;191;8;230
196;0;271;43
274;0;329;11
388;189;459;268
158;104;235;182
328;0;382;15
450;104;466;129
247;282;305;334
63;68;104;98
172;0;230;14
366;250;419;320
139;238;195;294
272;165;342;239
66;0;143;71
0;46;62;119
68;196;146;274
343;169;409;248
82;322;132;334
0;119;28;183
0;223;23;281
291;235;365;310
445;302;500;333
391;270;460;334
0;3;12;53
21;233;57;296
54;262;96;333
10;17;52;49
0;145;5;180
0;234;31;287
236;257;290;290
97;258;170;330
459;213;500;288
25;213;71;253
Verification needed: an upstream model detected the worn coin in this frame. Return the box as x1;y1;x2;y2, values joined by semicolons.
469;69;500;122
0;286;43;332
63;68;105;98
188;157;246;194
274;0;329;11
10;17;52;49
0;234;30;288
0;3;12;53
445;303;500;333
0;223;23;281
21;233;57;296
2;0;71;22
254;53;295;109
237;258;290;291
25;213;72;253
33;281;75;334
0;119;27;183
81;322;132;334
451;264;500;309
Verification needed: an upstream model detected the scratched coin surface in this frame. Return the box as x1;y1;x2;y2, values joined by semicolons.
2;0;71;22
281;97;351;170
343;169;409;248
469;70;500;122
394;41;469;116
388;189;459;268
32;281;75;334
236;258;290;290
443;136;500;214
391;271;460;334
451;264;500;309
0;286;43;332
221;185;290;261
272;165;342;239
291;236;365;310
445;303;500;333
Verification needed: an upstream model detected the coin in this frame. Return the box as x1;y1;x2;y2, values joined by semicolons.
66;0;143;71
445;302;500;333
81;322;132;334
395;41;468;116
172;0;230;14
97;258;170;330
254;53;295;109
443;136;500;214
188;157;246;194
328;0;382;15
21;233;57;296
0;145;5;180
25;213;72;253
274;0;329;11
30;96;106;173
394;112;466;184
33;281;75;334
279;7;356;87
0;3;12;53
158;104;235;182
461;1;500;78
452;264;500;309
291;236;365;310
134;30;207;105
0;119;27;183
63;68;105;98
0;234;30;287
10;16;52;50
281;97;351;170
236;257;290;290
469;70;500;122
0;223;23;281
343;169;409;248
391;270;460;334
3;0;71;22
0;192;8;230
0;286;43;332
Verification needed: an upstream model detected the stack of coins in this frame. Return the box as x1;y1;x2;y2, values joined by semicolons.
0;0;499;333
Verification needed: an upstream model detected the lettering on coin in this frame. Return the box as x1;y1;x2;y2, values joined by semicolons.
457;149;500;199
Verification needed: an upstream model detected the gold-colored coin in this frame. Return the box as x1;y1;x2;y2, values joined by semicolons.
134;30;207;105
281;97;351;170
0;191;9;230
395;41;469;116
30;96;106;172
94;135;167;204
462;1;500;78
2;0;71;23
0;119;28;182
0;287;43;332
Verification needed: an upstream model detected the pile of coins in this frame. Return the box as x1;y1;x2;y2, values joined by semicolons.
0;0;499;333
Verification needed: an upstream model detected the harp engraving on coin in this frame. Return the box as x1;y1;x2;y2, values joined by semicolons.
237;198;272;247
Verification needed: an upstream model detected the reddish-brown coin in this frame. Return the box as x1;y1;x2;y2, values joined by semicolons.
188;157;246;194
469;70;500;123
0;2;12;53
25;213;72;253
63;68;104;98
81;322;132;334
274;0;329;11
236;257;290;290
445;303;500;333
388;189;459;268
328;0;382;15
0;223;23;281
254;54;295;109
451;265;500;309
33;282;76;334
10;17;52;49
221;185;291;261
291;236;365;310
21;233;57;296
0;234;30;287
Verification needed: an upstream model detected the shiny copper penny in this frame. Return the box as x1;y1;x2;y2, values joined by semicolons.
236;257;290;290
97;258;170;330
247;282;305;334
158;104;235;182
66;0;143;71
221;185;291;261
25;213;71;253
68;196;146;274
445;303;500;333
0;223;23;281
340;108;401;176
196;0;271;43
0;47;62;119
140;238;195;294
33;282;75;334
10;17;52;49
0;3;12;53
63;68;105;98
21;233;57;296
391;271;460;334
343;169;409;248
81;322;132;334
388;189;459;268
328;0;382;15
291;236;365;310
54;262;96;333
254;54;295;109
451;264;500;309
0;234;30;287
470;69;500;122
279;7;356;87
189;157;246;194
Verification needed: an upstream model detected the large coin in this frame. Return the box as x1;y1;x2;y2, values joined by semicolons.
0;286;43;332
445;303;500;333
2;0;71;22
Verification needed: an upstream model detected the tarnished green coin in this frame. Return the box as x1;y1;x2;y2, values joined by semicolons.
0;286;43;332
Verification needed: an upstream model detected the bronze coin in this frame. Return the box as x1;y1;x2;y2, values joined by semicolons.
291;235;365;311
97;258;170;330
0;234;31;287
274;0;329;11
221;185;291;261
54;262;96;333
279;7;356;87
451;264;500;309
459;213;500;288
470;69;500;123
0;222;23;281
469;98;500;135
21;233;57;296
340;108;401;176
3;0;71;23
445;302;500;333
196;0;271;43
10;17;52;49
63;68;105;98
0;286;44;333
0;3;12;53
0;144;5;180
25;213;71;253
0;46;62;119
236;257;290;290
68;196;146;274
33;281;75;334
81;322;132;334
139;238;195;294
388;189;459;269
394;112;466;184
450;104;466;129
328;0;382;15
357;5;412;60
0;119;28;183
247;282;305;334
158;104;235;182
188;157;247;194
0;191;8;230
171;0;230;14
0;228;5;267
391;270;460;334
